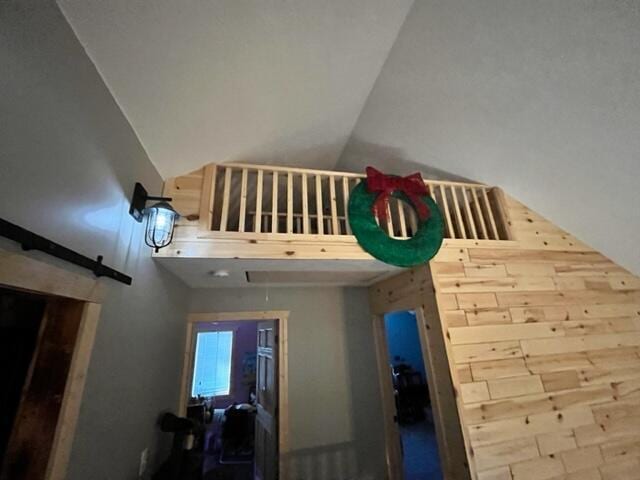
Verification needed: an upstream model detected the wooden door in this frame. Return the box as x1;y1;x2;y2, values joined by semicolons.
255;321;278;480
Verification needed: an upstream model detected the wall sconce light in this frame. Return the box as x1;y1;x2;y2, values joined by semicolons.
129;182;179;252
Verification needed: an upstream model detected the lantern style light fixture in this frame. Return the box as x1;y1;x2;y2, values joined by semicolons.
129;182;179;252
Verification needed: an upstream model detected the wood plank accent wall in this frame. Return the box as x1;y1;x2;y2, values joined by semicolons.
431;194;640;480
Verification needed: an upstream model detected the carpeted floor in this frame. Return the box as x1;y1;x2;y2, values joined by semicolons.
400;420;442;480
202;409;254;480
202;460;252;480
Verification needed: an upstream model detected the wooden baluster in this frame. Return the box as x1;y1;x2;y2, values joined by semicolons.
219;167;232;232
425;182;435;203
407;204;418;235
254;170;263;233
386;200;394;236
315;175;324;235
238;168;248;232
439;185;454;239
451;186;467;239
342;177;352;234
287;172;293;234
271;172;278;233
471;187;488;239
302;173;309;234
461;187;478;239
329;176;339;235
482;187;499;240
396;199;408;238
424;182;439;235
199;164;216;231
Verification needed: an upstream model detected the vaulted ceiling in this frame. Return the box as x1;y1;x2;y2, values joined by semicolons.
58;0;414;178
58;0;639;274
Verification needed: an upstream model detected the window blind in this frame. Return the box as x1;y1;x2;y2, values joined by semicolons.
191;331;233;397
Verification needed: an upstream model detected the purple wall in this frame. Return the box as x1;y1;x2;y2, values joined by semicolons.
194;321;258;407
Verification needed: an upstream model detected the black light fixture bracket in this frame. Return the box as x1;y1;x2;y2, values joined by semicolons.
0;217;132;285
129;182;173;223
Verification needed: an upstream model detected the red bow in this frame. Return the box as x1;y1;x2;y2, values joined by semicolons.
365;167;430;222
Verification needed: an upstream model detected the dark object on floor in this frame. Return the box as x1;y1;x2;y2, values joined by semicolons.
220;405;256;464
153;413;204;480
392;363;429;424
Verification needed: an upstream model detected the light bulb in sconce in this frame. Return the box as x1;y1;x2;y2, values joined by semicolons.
129;183;179;253
144;202;178;252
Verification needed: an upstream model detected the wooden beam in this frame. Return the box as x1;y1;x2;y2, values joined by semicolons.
0;248;105;303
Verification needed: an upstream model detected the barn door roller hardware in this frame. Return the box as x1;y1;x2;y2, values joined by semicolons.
0;218;132;285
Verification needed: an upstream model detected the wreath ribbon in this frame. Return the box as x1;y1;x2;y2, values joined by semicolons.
365;166;431;221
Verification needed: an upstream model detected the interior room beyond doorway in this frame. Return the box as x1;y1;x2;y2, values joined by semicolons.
384;310;442;480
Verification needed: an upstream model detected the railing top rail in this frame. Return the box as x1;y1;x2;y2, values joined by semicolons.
218;162;488;189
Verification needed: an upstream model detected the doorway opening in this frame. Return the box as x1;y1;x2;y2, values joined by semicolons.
0;259;101;480
0;287;46;465
193;320;260;480
383;310;441;480
175;312;288;480
369;267;470;480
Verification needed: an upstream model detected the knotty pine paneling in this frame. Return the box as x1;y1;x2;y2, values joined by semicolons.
431;194;640;480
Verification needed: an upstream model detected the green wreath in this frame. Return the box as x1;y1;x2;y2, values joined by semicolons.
348;181;444;267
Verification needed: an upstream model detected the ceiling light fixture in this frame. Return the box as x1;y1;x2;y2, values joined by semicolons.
208;270;230;278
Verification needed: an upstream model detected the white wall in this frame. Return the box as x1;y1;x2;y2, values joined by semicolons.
0;2;188;478
340;0;640;274
189;287;387;480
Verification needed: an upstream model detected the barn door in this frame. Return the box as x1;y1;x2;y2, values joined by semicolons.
255;320;278;480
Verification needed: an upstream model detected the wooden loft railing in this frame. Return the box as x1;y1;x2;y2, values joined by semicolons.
198;163;511;241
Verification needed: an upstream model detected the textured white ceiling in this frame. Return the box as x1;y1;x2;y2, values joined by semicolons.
58;0;414;178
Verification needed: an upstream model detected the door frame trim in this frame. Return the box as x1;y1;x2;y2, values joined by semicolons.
368;266;470;480
181;310;290;471
0;247;102;480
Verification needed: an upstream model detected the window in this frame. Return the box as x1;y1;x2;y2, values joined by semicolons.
191;331;234;397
